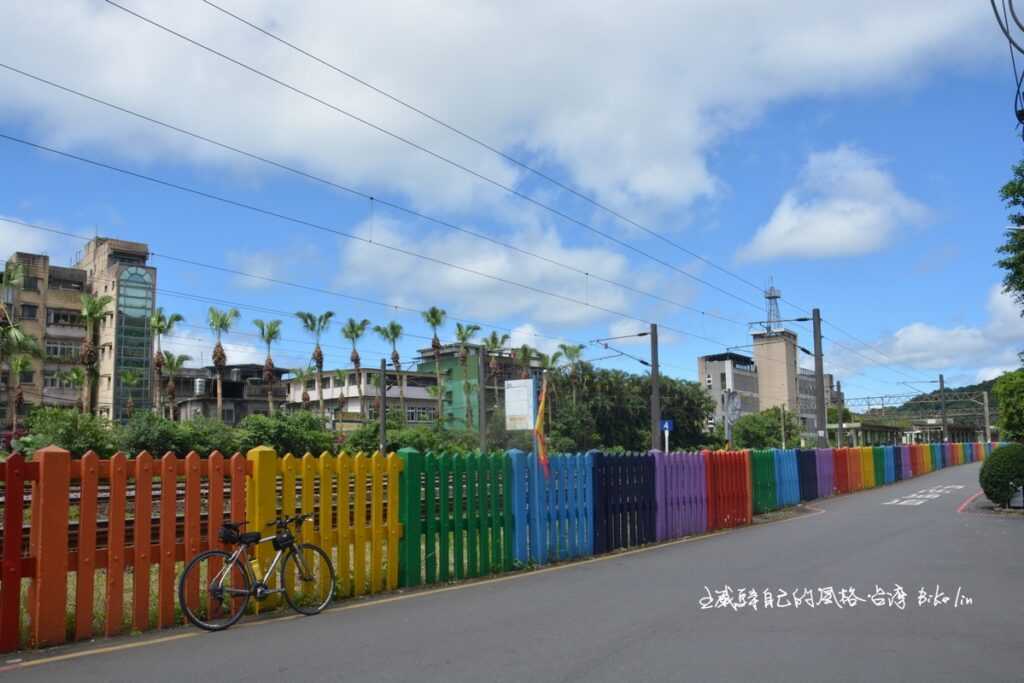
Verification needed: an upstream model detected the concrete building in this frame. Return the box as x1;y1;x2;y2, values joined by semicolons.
75;238;157;421
1;238;155;422
752;330;800;414
283;367;439;432
174;364;288;425
416;344;538;432
697;352;759;429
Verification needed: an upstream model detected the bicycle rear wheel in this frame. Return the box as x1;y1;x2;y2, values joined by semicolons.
281;543;336;615
178;550;252;631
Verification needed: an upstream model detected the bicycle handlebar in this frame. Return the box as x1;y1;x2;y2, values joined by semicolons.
265;513;313;529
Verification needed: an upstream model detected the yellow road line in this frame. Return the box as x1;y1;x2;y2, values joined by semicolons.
10;505;827;670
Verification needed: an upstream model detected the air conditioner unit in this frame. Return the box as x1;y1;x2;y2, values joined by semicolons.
194;377;206;396
230;368;242;382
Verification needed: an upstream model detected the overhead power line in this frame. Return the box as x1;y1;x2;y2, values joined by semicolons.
0;134;743;353
102;0;766;313
197;0;767;295
0;62;744;328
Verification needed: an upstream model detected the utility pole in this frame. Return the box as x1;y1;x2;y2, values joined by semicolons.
812;308;827;448
780;405;786;449
983;390;992;443
939;373;948;443
378;359;387;454
836;394;845;448
649;323;662;452
477;347;487;452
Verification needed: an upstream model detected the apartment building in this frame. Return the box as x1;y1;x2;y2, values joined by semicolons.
697;352;760;429
1;237;156;422
284;367;439;432
174;364;288;425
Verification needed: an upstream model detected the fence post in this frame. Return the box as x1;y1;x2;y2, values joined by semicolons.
30;445;70;647
507;449;528;565
246;446;278;603
397;447;423;587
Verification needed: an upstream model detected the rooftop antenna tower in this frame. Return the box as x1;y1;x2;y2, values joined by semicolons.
764;277;782;334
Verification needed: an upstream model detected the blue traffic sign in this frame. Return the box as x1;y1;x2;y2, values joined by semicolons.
660;419;674;432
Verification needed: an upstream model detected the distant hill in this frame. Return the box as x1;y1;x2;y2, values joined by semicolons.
860;378;999;422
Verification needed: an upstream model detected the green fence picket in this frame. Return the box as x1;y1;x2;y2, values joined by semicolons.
424;454;438;585
490;455;501;573
503;454;514;571
439;453;451;582
453;455;465;580
466;455;479;578
479;454;492;573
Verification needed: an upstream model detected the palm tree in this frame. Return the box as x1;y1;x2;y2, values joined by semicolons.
557;343;585;407
149;308;184;417
7;356;29;433
373;321;405;425
534;350;563;429
295;310;334;419
207;307;240;422
253;319;282;416
120;369;141;418
58;367;86;412
421;306;446;428
454;322;480;431
481;331;510;415
80;293;113;415
1;264;41;428
290;366;314;409
161;351;191;421
341;317;371;421
515;344;534;379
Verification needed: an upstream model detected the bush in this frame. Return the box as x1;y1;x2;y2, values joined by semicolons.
979;444;1024;507
117;411;185;456
178;417;242;456
19;407;118;457
237;411;335;456
343;417;480;454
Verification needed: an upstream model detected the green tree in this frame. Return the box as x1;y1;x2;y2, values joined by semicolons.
421;306;447;428
120;369;141;418
295;310;334;419
731;406;803;449
161;352;191;421
290;366;315;409
237;411;334;456
18;406;117;457
57;367;86;412
994;369;1024;440
997;157;1024;317
207;306;240;422
149;308;183;418
7;356;30;434
454;322;480;431
80;293;113;415
341;317;371;422
514;344;533;379
373;321;405;425
557;343;586;407
1;263;42;430
253;319;282;416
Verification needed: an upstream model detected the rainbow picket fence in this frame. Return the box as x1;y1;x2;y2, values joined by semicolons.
0;441;997;652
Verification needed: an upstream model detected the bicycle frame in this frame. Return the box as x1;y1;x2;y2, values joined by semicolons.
212;534;313;597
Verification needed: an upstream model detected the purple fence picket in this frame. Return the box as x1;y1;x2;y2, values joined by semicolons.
899;445;912;480
815;448;833;498
654;451;708;542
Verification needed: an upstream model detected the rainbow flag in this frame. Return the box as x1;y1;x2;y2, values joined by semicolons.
535;373;550;478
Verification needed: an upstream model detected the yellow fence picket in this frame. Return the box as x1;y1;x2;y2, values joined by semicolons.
318;452;336;597
371;452;385;593
336;453;352;598
353;453;368;596
280;453;298;597
386;452;403;590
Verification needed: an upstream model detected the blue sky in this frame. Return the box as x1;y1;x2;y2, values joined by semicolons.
0;1;1019;400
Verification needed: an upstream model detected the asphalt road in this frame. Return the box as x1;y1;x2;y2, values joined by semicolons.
5;461;1022;682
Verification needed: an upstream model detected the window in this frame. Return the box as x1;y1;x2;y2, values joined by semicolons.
305;379;316;390
322;377;331;389
47;309;82;326
19;369;34;384
45;340;81;360
22;276;40;292
20;304;38;320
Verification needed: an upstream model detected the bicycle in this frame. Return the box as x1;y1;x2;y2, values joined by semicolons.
178;513;336;631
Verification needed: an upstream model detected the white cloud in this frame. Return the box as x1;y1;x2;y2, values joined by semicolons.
163;331;267;368
225;244;319;289
830;284;1024;380
0;215;81;264
738;145;928;262
0;1;993;221
508;324;565;357
334;214;640;327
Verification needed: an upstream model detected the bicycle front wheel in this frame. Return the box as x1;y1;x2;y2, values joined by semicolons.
281;543;336;615
178;550;252;631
